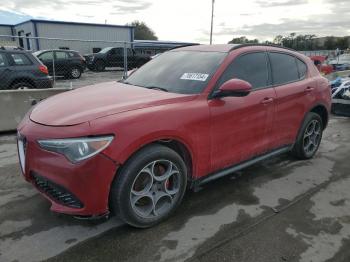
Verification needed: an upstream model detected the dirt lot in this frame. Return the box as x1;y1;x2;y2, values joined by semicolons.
0;116;349;262
53;69;124;89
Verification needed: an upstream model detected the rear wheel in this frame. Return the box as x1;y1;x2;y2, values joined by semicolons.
110;144;187;228
11;82;34;90
94;60;105;72
70;67;82;79
291;112;323;159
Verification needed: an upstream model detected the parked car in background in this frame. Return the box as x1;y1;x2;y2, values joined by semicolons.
84;47;151;71
328;54;350;71
309;55;333;75
34;50;86;79
18;44;331;228
0;49;52;90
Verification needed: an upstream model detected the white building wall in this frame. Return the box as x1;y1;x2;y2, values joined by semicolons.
0;25;15;45
13;22;36;50
36;22;132;54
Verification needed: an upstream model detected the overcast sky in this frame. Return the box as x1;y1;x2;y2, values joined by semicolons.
0;0;349;44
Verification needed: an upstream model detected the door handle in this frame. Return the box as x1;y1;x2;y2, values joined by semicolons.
305;86;315;92
261;97;274;105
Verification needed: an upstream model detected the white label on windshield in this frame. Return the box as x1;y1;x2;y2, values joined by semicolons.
180;73;209;82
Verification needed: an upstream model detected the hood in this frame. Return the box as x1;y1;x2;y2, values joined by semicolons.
30;82;195;126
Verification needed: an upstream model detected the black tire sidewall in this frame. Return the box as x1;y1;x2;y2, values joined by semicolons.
110;144;187;228
11;82;33;89
292;112;323;159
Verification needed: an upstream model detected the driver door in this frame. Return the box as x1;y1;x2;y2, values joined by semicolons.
209;51;276;172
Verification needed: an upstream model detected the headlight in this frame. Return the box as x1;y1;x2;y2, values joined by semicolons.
38;136;114;163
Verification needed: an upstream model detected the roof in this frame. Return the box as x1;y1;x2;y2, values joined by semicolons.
174;44;240;52
11;19;134;29
134;40;198;49
174;43;298;53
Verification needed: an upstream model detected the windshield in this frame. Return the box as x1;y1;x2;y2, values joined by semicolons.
99;47;113;54
124;51;226;94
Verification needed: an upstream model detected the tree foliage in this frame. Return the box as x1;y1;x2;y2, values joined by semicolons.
229;33;350;50
128;20;158;40
228;36;259;44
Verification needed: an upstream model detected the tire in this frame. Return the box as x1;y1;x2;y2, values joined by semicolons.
94;60;105;72
70;67;82;79
291;112;323;159
11;82;34;90
110;144;187;228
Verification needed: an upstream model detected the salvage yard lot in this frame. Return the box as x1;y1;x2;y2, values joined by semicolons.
53;69;124;89
0;116;349;262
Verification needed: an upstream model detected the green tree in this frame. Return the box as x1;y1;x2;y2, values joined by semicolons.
336;37;349;50
324;37;336;50
273;35;283;45
228;36;259;44
128;21;158;40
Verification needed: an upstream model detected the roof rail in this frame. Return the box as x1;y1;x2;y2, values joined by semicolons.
0;46;24;51
229;43;297;52
169;43;200;51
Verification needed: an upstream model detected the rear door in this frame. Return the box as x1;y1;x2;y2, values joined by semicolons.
268;51;317;148
54;51;70;76
0;52;11;89
209;51;277;171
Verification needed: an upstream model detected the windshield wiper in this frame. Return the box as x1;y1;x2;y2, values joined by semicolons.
146;86;169;92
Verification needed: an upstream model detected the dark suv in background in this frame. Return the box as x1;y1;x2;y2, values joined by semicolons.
84;47;151;71
34;50;86;79
0;49;52;90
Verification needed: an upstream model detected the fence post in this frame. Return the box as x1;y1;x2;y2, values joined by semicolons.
52;53;56;87
123;42;128;79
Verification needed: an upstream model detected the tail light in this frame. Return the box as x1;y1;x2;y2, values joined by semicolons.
39;65;48;75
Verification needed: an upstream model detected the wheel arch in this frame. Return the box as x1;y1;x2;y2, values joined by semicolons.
309;103;329;129
10;78;36;89
115;136;195;182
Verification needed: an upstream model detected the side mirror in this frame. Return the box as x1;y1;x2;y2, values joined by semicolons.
213;79;252;98
127;68;137;77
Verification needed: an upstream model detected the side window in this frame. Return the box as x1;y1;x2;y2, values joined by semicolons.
296;58;307;79
55;51;68;60
269;52;299;85
39;52;54;61
217;52;269;89
10;53;32;66
0;53;7;67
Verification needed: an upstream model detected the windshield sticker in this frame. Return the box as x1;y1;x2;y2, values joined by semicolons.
180;73;209;82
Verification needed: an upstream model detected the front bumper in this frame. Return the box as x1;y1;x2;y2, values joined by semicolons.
17;120;118;216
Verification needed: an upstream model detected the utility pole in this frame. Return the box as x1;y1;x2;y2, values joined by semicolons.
210;0;215;45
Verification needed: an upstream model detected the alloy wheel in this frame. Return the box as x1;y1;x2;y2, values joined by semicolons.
130;160;181;219
71;68;81;78
303;119;321;155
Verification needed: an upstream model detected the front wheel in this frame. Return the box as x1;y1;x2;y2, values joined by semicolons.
291;112;323;159
109;144;187;228
94;60;105;72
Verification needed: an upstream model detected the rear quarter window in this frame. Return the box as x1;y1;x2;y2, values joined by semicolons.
269;52;299;85
0;53;7;67
296;58;307;79
10;53;32;66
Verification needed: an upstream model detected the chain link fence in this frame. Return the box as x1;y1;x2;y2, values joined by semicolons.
0;34;181;90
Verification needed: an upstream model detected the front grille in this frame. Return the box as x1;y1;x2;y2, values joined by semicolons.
31;172;84;209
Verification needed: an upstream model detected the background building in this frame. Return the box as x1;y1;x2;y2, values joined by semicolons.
0;19;134;54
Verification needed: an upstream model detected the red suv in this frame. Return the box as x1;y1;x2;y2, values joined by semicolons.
17;44;331;228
